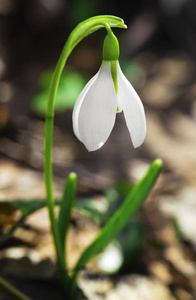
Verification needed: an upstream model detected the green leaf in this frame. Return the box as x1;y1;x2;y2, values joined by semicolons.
58;173;77;257
75;197;106;224
32;70;88;114
11;200;46;217
72;159;162;279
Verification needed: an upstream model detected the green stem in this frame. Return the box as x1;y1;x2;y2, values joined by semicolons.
0;277;31;300
44;15;126;293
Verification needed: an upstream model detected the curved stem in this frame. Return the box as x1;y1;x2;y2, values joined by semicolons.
44;15;126;291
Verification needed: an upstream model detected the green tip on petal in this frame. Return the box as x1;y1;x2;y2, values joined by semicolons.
102;31;119;61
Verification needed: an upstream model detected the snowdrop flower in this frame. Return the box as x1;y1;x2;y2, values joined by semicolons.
73;30;146;151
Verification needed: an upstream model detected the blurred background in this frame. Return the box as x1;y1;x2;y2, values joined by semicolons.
0;0;196;299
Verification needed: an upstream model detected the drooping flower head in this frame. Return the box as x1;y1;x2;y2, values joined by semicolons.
73;28;146;151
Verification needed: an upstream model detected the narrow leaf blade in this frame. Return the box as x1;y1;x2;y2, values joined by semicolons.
73;159;162;273
58;173;77;254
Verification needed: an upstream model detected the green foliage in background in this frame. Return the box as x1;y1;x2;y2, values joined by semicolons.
32;69;88;115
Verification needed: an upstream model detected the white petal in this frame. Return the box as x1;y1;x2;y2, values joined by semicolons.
72;73;98;141
117;62;146;148
78;62;117;151
117;96;123;113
